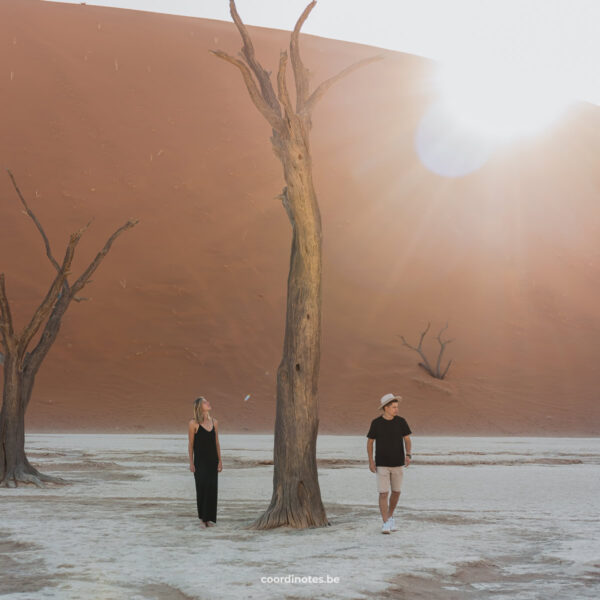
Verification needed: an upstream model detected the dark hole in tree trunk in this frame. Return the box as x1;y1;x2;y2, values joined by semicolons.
295;363;301;371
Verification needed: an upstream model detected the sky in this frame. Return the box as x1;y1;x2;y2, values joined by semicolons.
45;1;599;176
47;0;600;107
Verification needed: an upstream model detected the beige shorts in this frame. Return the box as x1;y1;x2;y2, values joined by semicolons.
376;466;404;493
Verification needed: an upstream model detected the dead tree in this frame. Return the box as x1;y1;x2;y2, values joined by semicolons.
212;1;379;528
400;322;453;380
0;171;138;487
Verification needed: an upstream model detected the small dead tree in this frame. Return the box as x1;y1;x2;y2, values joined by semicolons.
212;1;379;528
400;322;453;380
0;171;138;487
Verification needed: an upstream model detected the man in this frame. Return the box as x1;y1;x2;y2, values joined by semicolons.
367;393;412;534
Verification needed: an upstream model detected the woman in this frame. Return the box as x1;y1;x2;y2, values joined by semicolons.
188;396;222;527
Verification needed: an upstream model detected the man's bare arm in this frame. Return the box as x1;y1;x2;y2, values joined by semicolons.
367;438;376;473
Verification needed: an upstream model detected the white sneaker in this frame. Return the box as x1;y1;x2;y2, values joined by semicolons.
388;517;397;531
381;520;391;534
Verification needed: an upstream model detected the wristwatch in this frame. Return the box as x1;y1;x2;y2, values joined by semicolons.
406;454;412;458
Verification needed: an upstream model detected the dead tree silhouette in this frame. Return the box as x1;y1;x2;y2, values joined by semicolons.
212;0;380;528
400;322;453;380
0;170;138;487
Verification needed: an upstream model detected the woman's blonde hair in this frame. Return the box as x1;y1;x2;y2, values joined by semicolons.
193;397;212;424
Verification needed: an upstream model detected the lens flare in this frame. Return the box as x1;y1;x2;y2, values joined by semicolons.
437;60;570;142
417;50;573;177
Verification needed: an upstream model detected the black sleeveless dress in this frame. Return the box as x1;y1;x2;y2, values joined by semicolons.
193;423;218;522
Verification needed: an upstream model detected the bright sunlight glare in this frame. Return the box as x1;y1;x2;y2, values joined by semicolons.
436;58;571;142
417;28;578;178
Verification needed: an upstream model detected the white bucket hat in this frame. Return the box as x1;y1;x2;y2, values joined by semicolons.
378;393;402;410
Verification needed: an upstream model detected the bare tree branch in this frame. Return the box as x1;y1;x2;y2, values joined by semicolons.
401;322;434;376
418;321;431;346
304;55;382;115
290;0;316;112
435;323;453;378
441;359;453;379
7;169;62;274
229;0;280;113
210;50;284;134
70;219;139;296
77;219;94;237
21;217;138;382
1;170;139;487
0;274;15;348
17;232;81;358
401;322;454;380
277;51;295;122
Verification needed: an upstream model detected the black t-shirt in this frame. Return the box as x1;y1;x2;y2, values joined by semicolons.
367;416;412;467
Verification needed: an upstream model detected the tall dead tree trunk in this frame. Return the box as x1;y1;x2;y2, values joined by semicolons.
212;0;379;528
0;171;138;487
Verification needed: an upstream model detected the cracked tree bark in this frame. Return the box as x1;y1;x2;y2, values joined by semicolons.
212;1;379;528
0;170;138;487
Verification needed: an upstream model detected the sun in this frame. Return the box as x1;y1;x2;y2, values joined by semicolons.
437;58;570;142
416;53;573;177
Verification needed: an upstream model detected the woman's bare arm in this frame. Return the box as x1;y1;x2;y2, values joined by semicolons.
214;419;223;472
188;420;196;472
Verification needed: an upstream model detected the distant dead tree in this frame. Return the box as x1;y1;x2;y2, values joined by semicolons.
212;0;379;529
400;322;453;380
0;170;138;487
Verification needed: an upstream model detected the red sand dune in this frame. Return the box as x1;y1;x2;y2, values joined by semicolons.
1;0;599;435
